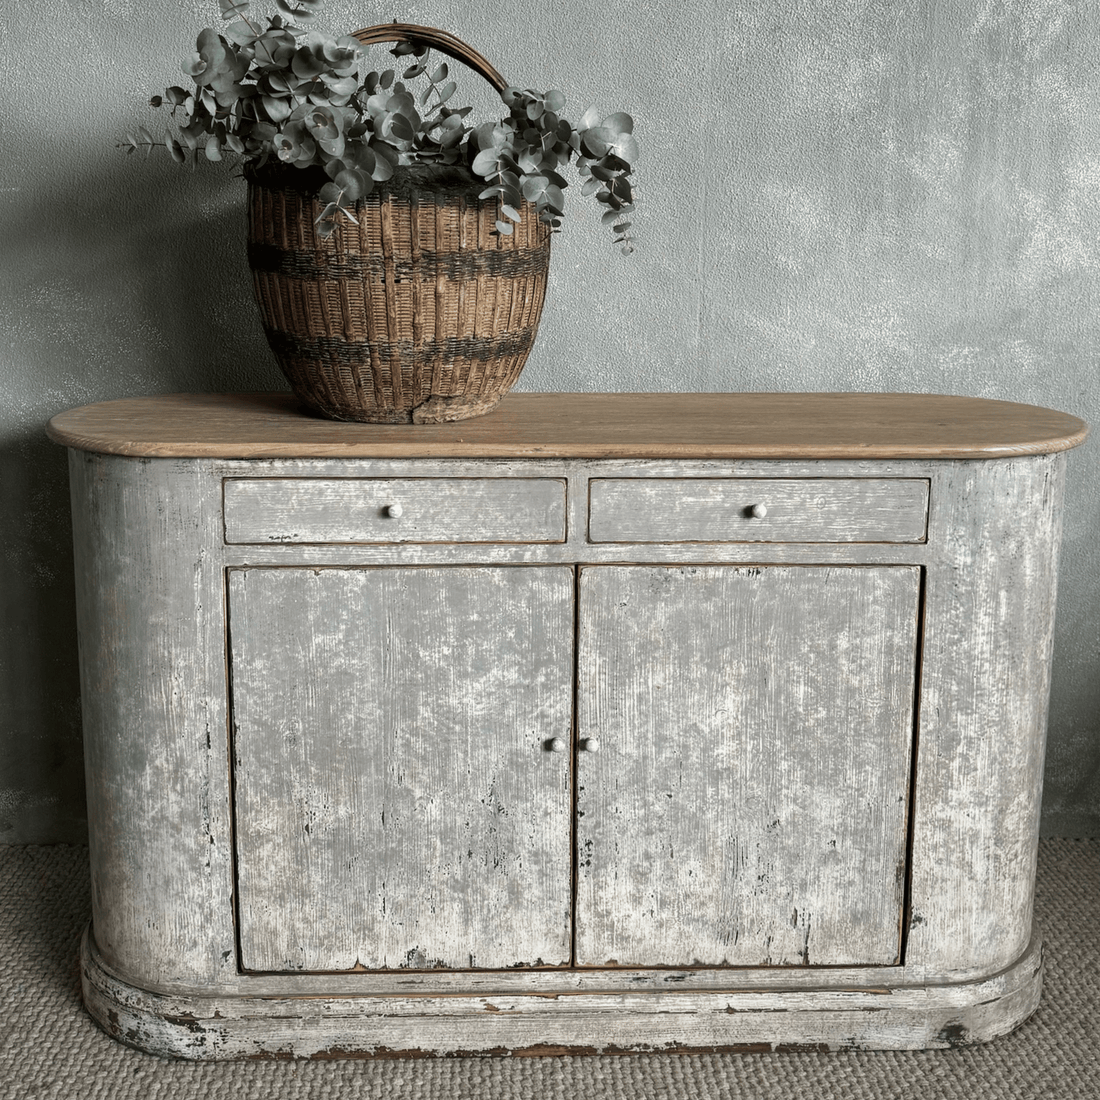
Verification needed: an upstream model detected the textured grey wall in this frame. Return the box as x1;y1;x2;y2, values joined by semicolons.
1;0;1097;842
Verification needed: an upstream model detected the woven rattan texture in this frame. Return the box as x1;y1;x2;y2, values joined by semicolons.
247;176;551;424
2;839;1097;1098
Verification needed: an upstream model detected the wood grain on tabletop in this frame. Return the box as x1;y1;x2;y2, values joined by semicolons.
45;391;1090;458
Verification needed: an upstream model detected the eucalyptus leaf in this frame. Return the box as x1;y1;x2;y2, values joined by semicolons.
611;176;633;201
348;143;376;176
385;113;414;142
322;74;357;97
494;219;513;235
542;183;565;211
275;0;319;26
333;167;368;200
369;144;397;180
261;93;292;123
578;105;602;130
581;127;615;157
471;148;500;176
521;175;548;201
518;149;541;174
601;111;633;134
220;0;251;19
611;134;639;162
438;126;465;149
182;54;208;79
501;203;520;221
291;46;326;79
224;19;259;45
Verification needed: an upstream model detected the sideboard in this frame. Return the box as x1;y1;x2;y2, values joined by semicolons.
47;392;1088;1059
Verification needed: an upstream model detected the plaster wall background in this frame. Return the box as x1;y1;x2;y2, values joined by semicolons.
1;0;1097;842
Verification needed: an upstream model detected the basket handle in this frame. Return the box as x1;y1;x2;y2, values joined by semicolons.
350;23;509;95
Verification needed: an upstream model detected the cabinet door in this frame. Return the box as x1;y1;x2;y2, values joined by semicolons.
229;565;573;972
576;564;920;968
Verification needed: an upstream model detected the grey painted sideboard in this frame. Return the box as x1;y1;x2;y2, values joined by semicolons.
47;392;1089;1059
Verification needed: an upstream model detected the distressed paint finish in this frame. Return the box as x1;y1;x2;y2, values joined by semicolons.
68;452;237;989
52;394;1086;1057
229;565;573;972
588;478;930;543
576;564;919;967
81;927;1044;1060
224;476;567;544
906;453;1067;979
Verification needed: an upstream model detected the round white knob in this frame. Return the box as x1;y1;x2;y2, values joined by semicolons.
749;503;767;519
385;503;403;518
549;738;567;753
581;737;600;753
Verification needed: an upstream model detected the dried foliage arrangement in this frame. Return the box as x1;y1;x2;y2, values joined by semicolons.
125;0;637;252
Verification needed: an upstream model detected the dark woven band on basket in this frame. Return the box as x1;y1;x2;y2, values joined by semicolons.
265;328;537;368
247;241;551;283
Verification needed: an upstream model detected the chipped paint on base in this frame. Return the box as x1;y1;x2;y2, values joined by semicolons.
81;926;1043;1061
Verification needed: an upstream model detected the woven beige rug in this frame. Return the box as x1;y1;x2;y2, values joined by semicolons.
1;839;1097;1099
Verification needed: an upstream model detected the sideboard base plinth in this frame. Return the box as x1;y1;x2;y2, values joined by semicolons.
80;926;1044;1061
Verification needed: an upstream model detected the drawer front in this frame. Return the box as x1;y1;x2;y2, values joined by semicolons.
589;478;929;543
224;478;566;544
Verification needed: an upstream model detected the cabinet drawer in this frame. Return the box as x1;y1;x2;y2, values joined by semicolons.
588;478;929;543
224;478;566;544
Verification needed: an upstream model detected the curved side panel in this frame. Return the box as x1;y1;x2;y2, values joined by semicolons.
69;451;234;988
908;453;1066;979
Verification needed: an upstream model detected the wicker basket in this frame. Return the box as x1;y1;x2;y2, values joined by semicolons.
246;24;551;424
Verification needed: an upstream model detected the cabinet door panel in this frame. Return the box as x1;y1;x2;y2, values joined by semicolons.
229;565;573;972
576;564;919;968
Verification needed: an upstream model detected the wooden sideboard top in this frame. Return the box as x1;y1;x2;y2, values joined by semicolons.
46;391;1089;459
